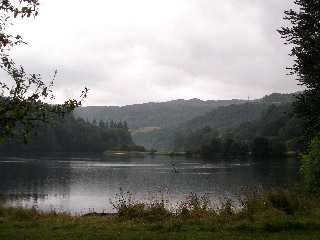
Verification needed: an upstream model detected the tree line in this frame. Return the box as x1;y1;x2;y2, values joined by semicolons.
172;103;302;157
0;114;145;152
92;118;129;130
133;99;300;153
0;1;88;144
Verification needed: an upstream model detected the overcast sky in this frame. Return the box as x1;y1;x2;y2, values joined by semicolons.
7;0;302;106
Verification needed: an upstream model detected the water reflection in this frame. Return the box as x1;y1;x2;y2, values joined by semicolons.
0;152;302;214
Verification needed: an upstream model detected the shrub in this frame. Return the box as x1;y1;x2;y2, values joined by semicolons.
238;188;266;219
300;138;320;194
109;189;170;221
218;198;234;216
177;193;214;218
267;188;293;214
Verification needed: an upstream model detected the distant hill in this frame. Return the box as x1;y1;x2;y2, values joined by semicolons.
132;101;301;152
261;92;296;103
73;92;298;151
74;98;257;130
172;103;303;154
132;102;272;151
131;93;298;151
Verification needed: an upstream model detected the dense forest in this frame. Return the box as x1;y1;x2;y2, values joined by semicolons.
132;93;301;153
73;93;295;131
0;114;144;152
0;92;299;155
131;103;270;152
73;98;254;130
174;103;302;157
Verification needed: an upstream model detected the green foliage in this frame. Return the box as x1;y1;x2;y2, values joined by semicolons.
0;1;88;143
270;141;287;157
176;126;219;152
73;93;297;153
74;99;252;131
0;114;136;152
2;188;320;239
180;103;296;157
300;138;320;194
191;135;248;157
113;144;147;152
239;187;315;221
133;98;302;153
218;198;234;216
110;189;170;221
252;137;271;157
177;193;214;218
267;188;294;215
279;1;320;142
251;137;287;158
229;141;249;157
133;102;268;152
133;100;303;157
261;93;295;103
238;188;266;219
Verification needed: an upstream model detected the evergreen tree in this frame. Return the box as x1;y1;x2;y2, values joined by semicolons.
222;139;234;156
278;0;320;143
209;137;222;155
110;120;115;128
252;136;271;157
0;113;140;152
117;121;123;129
99;120;105;128
123;120;129;130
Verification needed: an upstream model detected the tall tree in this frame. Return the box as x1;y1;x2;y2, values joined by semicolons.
252;136;271;157
278;0;320;142
98;119;105;128
123;120;128;130
0;1;88;143
117;121;123;129
110;120;115;128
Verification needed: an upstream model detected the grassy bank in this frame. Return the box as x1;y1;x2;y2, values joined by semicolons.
1;188;320;239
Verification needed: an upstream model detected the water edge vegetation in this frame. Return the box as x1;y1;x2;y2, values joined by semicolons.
1;187;320;240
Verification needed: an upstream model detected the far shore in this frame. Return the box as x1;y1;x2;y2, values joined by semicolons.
103;150;299;157
103;151;186;156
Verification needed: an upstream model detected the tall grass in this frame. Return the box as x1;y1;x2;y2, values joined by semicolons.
109;188;171;221
108;187;320;230
2;187;320;235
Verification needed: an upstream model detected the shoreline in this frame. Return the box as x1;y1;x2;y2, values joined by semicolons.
103;151;187;156
1;187;320;240
103;150;300;157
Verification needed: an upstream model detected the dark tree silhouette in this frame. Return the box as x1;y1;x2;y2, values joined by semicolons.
0;1;88;143
278;0;320;142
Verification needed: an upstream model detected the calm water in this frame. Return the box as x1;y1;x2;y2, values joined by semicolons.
0;152;302;214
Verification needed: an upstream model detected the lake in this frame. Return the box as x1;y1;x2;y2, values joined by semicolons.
0;152;302;215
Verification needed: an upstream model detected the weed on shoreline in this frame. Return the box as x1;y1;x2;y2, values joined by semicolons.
1;188;320;239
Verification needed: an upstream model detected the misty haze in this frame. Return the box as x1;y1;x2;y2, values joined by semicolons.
1;0;320;239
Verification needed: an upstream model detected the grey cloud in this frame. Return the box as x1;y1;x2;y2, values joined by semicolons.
6;0;303;106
